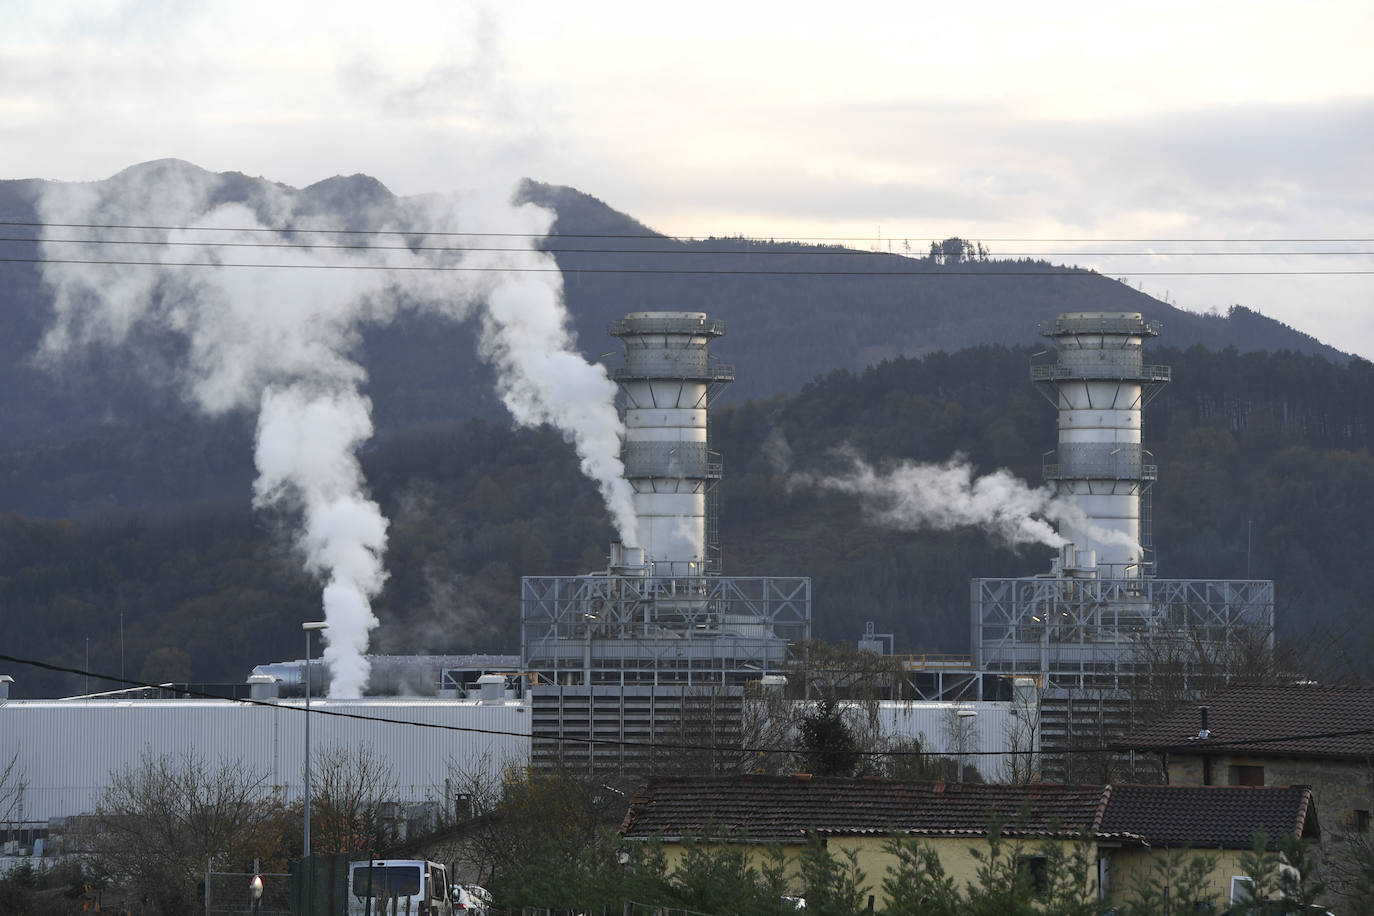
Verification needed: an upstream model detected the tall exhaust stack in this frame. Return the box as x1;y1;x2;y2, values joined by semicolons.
1032;312;1170;578
610;311;733;574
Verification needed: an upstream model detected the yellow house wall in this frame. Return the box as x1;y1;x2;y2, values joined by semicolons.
656;835;1099;911
1107;847;1252;909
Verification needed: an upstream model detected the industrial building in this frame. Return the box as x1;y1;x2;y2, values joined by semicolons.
2;307;1281;862
520;312;813;773
0;673;527;867
972;312;1275;770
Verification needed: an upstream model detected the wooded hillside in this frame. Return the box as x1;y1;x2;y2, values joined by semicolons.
4;344;1372;697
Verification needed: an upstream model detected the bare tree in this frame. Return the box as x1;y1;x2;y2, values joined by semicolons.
1;749;26;827
1001;680;1042;785
438;756;624;896
784;639;909;776
309;741;399;855
81;749;278;916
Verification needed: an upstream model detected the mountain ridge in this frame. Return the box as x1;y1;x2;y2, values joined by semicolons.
0;160;1354;520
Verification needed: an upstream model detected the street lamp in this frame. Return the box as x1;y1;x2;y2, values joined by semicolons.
302;621;329;860
956;708;978;783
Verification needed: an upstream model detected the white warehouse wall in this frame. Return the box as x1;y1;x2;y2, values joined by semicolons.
0;696;531;824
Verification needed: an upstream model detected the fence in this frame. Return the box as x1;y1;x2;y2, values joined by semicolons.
206;869;292;915
503;906;720;916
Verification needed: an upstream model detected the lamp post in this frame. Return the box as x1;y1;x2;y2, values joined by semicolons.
302;621;328;860
956;708;978;783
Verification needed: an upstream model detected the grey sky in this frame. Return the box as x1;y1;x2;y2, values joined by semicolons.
3;0;1371;355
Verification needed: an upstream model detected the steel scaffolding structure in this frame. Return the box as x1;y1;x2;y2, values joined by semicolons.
972;575;1275;691
521;574;811;687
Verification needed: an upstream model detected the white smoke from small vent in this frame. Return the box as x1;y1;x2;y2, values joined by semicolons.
34;161;634;696
788;444;1139;553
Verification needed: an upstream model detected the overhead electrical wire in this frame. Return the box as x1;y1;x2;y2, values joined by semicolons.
2;219;1369;276
2;652;1372;758
2;218;1373;245
1;257;1369;278
2;235;1371;259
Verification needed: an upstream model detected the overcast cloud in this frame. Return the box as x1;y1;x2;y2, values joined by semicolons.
2;0;1371;355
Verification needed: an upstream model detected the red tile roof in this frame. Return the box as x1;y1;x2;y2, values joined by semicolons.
1117;685;1374;759
619;776;1317;849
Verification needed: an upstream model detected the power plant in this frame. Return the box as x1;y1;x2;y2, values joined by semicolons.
0;307;1283;859
520;311;811;772
973;312;1275;770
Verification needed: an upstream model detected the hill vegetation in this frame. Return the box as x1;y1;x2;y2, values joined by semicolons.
4;343;1373;697
1;162;1367;696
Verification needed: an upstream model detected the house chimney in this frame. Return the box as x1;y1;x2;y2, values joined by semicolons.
1197;705;1210;739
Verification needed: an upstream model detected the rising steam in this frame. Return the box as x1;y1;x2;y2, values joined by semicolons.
35;161;634;696
787;442;1139;553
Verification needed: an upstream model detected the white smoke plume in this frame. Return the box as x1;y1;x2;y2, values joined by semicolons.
789;444;1140;553
35;161;634;696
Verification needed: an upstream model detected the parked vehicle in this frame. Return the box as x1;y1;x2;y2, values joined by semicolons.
347;859;453;916
453;884;491;913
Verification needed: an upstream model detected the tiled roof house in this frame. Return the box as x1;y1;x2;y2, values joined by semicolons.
1118;684;1374;835
620;775;1318;909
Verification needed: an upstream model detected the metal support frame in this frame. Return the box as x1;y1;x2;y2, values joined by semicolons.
972;576;1275;691
521;574;810;687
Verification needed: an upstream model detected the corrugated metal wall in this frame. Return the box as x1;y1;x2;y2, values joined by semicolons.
876;701;1028;781
0;697;531;822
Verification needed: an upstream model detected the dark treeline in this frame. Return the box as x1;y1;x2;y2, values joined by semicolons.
5;344;1374;696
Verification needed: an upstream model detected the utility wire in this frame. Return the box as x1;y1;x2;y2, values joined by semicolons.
3;652;1373;757
3;236;1371;258
2;257;1370;277
0;651;1002;757
2;218;1373;244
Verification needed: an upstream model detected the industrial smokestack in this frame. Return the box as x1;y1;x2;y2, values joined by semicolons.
610;312;733;574
1032;312;1170;578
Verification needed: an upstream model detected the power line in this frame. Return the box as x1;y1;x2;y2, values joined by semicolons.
3;651;1373;758
2;218;1373;245
0;651;1001;757
3;256;1370;278
4;236;1372;259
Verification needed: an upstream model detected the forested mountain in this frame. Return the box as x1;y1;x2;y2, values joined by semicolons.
2;161;1368;697
0;161;1346;518
5;344;1374;697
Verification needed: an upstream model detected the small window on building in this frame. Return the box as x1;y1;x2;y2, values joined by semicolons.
1017;855;1049;896
1230;875;1254;905
1355;809;1371;833
1229;764;1265;786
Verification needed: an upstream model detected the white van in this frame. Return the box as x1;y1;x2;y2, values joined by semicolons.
347;859;453;916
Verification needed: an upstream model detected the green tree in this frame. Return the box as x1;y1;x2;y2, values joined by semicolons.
1233;828;1282;914
880;834;961;916
1038;830;1100;916
1277;831;1327;910
961;817;1038;916
797;832;871;916
798;698;861;777
1112;846;1219;915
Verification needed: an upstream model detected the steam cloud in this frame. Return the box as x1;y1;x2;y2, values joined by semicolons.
35;161;635;696
787;443;1139;553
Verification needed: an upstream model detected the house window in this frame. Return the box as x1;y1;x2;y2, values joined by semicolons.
1231;875;1255;905
1229;764;1265;786
1017;855;1049;896
1355;809;1371;833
